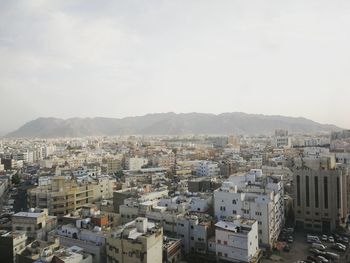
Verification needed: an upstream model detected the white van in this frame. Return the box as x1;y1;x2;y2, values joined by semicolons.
311;243;326;251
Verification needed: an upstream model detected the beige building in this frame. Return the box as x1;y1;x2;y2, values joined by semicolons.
107;217;163;263
294;169;347;232
0;230;27;263
12;208;57;241
107;157;122;175
27;176;99;218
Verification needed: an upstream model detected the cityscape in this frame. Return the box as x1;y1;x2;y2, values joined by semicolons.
1;1;350;263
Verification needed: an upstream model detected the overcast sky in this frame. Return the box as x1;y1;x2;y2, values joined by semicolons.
1;0;350;131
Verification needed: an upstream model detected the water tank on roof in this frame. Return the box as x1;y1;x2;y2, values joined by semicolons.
93;226;102;232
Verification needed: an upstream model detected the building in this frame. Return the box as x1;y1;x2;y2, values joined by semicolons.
16;237;61;263
215;218;259;263
106;157;122;175
214;169;284;248
0;230;27;263
163;237;182;263
274;129;291;148
125;157;148;171
196;161;220;177
293;169;347;232
27;176;98;218
106;217;163;263
12;208;57;242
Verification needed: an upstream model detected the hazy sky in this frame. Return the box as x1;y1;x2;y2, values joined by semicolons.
1;0;350;131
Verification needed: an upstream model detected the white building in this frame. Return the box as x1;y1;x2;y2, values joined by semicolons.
126;157;148;171
196;161;220;177
215;218;259;262
214;169;284;248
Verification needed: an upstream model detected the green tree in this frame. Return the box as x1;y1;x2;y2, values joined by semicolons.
12;174;21;185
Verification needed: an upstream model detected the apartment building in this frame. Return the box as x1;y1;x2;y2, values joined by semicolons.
215;217;259;263
214;169;284;248
106;217;163;263
27;176;98;218
0;230;27;263
196;161;220;177
12;208;57;242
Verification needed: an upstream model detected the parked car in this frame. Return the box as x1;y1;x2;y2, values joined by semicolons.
332;243;346;252
309;248;320;255
328;236;335;243
325;252;340;260
311;243;326;251
283;245;290;252
321;235;328;241
316;256;329;263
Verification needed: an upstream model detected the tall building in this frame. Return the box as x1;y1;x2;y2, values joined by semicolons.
293;169;347;232
214;169;284;248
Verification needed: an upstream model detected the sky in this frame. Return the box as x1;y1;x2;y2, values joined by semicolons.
1;0;350;132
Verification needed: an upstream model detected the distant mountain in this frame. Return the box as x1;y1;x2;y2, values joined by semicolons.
5;112;341;138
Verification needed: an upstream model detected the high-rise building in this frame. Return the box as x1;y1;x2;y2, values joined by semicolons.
293;169;347;232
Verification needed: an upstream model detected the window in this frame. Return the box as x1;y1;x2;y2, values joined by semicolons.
296;175;301;206
218;239;221;244
306;176;310;207
324;177;328;209
314;176;319;208
232;210;236;214
232;200;236;204
224;241;227;245
337;177;340;209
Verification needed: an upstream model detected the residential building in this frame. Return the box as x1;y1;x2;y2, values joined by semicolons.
106;217;163;263
215;217;260;263
214;169;284;248
0;230;27;263
12;208;57;242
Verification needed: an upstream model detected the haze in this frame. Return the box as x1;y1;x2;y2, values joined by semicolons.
1;0;350;132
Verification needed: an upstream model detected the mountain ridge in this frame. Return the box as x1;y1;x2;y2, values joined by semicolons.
5;112;341;138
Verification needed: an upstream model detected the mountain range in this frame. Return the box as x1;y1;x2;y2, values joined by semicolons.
5;112;341;138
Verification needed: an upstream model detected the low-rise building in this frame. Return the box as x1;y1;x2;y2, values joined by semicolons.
215;217;259;263
12;208;57;242
106;217;163;263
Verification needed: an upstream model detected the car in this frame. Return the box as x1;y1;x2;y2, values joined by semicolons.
321;235;328;241
309;248;320;255
307;255;317;261
311;243;326;251
288;236;294;243
332;243;346;252
328;236;335;243
325;252;340;260
283;245;290;252
335;242;346;249
316;256;329;263
286;227;294;233
341;237;349;244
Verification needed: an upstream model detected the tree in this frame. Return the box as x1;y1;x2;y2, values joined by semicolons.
12;174;21;185
115;170;124;178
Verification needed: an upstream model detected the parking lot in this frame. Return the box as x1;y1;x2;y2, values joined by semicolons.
262;231;350;263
